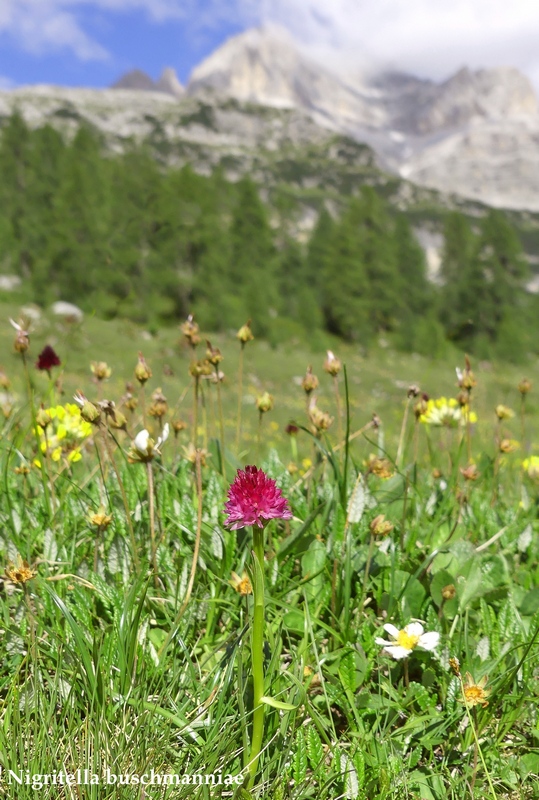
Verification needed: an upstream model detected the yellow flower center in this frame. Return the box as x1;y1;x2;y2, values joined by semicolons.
397;630;420;650
463;686;488;705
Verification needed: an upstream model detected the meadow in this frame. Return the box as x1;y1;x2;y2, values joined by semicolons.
1;301;539;799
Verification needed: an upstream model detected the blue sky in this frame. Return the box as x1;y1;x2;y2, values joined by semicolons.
0;2;250;88
2;1;539;92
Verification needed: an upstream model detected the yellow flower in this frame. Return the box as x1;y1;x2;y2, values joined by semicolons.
420;397;477;427
495;404;515;421
459;673;490;708
366;454;394;479
229;571;253;595
6;555;36;584
89;507;113;529
523;456;539;480
500;439;519;454
36;403;92;465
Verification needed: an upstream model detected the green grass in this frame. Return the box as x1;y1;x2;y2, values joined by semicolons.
0;303;538;798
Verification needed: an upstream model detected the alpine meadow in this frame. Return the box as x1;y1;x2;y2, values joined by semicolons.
0;100;538;800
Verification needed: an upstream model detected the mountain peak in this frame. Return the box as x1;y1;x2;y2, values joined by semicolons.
112;67;184;98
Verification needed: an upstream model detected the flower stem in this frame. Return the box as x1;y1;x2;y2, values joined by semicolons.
248;525;266;786
215;369;226;479
147;461;159;590
396;397;411;469
236;344;244;452
100;426;140;572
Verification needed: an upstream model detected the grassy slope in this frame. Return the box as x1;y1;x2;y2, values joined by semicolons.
1;302;539;799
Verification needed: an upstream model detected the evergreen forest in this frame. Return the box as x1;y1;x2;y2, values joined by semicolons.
0;112;536;359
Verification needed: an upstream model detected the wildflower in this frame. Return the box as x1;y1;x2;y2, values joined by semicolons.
91;361;112;381
189;359;212;378
449;657;461;677
499;438;519;454
495;404;514;421
456;355;477;391
237;319;254;345
414;393;429;419
256;391;274;414
134;352;152;385
128;424;169;463
36;345;61;373
10;319;29;354
366;454;394;479
210;369;225;384
285;423;299;436
148;387;168;419
420;397;477;427
36;407;52;429
182;442;209;465
324;350;341;377
407;384;420;398
180;314;200;348
308;396;333;433
441;584;456;600
229;571;253;595
224;465;293;530
206;340;223;365
98;400;127;431
460;464;480;481
371;413;381;429
370;514;394;537
172;419;188;437
37;403;93;463
459;673;490;708
89;507;113;530
375;622;440;660
73;391;101;425
6;555;36;584
123;383;138;412
522;456;539;480
518;378;532;395
302;365;319;395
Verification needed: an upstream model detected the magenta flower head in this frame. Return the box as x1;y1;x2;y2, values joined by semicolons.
36;345;61;372
224;465;293;530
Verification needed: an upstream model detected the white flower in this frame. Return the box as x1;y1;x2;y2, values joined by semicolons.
129;423;169;463
375;622;440;660
133;429;150;455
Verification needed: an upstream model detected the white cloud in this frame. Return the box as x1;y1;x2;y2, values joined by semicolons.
4;0;539;94
250;0;539;89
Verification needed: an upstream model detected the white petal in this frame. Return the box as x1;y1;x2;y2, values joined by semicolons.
157;422;169;449
383;623;400;639
383;645;412;660
9;318;22;331
419;632;440;651
405;622;424;637
375;637;391;647
133;429;150;454
73;391;84;409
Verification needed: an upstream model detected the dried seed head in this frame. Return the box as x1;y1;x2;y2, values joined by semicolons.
407;384;420;398
370;514;394;537
518;378;532;395
256;391;274;414
236;319;254;345
89;507;113;530
302;365;319;395
73;391;101;424
134;353;152;385
6;554;36;584
324;350;342;377
460;464;480;481
91;361;112;381
180;314;200;348
206;340;223;365
495;404;514;421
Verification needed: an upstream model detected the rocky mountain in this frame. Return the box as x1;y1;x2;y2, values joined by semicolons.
1;25;539;211
187;26;539;210
112;67;184;98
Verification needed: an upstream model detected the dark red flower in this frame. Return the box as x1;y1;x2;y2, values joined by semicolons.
285;423;299;436
224;465;293;530
36;345;61;372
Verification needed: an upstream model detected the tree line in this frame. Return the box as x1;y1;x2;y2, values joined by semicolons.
0;112;535;358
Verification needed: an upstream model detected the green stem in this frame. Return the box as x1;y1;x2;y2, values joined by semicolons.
248;525;266;786
147;461;159;590
215;369;226;479
236;344;245;452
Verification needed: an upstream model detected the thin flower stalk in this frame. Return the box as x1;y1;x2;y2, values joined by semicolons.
224;466;292;785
